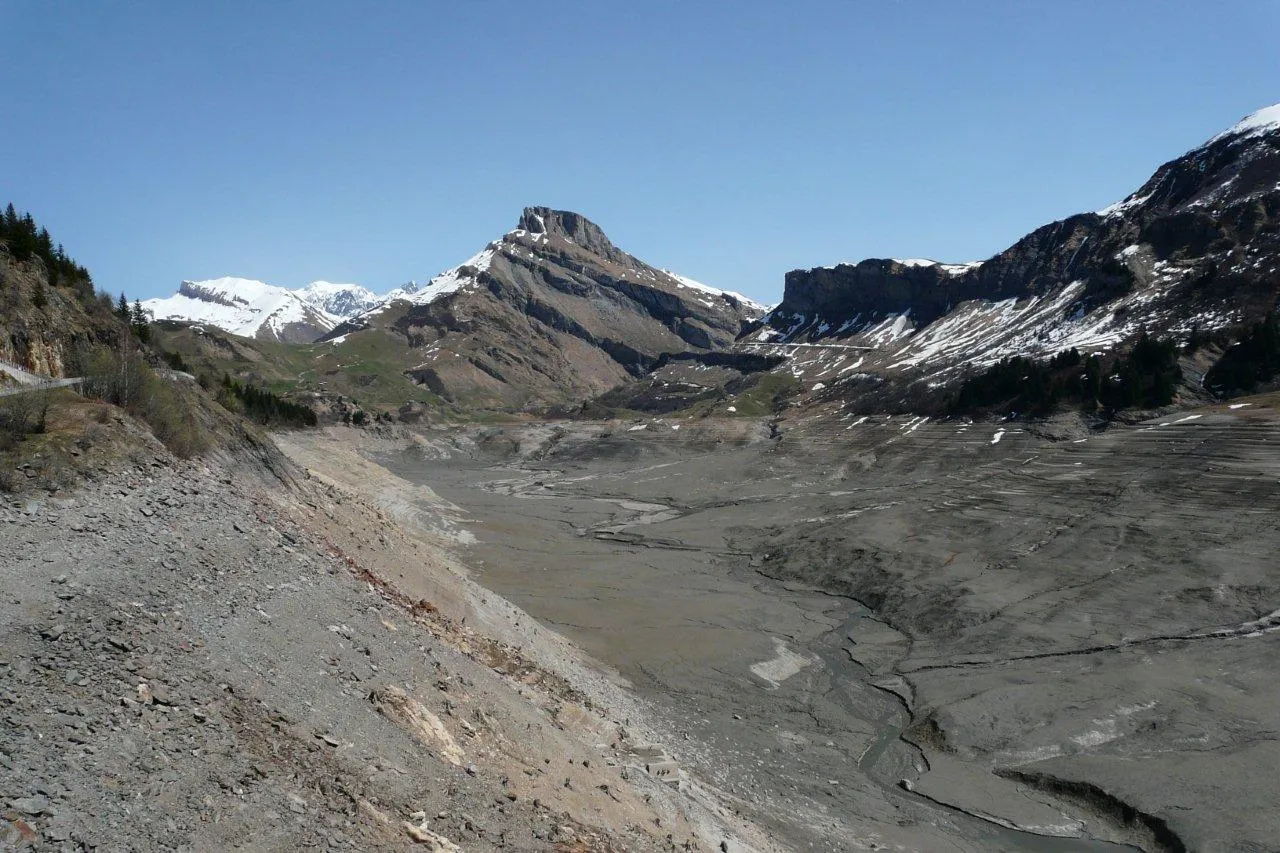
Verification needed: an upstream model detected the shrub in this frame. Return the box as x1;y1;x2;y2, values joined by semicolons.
76;344;209;457
0;388;49;450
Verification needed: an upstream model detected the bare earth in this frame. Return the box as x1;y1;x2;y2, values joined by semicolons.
6;396;1276;852
0;438;780;852
330;398;1280;853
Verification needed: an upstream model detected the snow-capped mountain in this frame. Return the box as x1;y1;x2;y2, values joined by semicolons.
744;102;1280;391
143;278;339;343
295;281;381;319
144;279;382;343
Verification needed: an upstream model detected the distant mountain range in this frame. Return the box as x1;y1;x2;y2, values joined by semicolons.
145;104;1280;416
146;207;765;409
143;278;387;343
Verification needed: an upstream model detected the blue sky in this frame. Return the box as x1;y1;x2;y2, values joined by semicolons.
3;1;1277;304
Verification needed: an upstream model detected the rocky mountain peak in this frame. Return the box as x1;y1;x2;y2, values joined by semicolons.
517;207;633;266
296;281;381;319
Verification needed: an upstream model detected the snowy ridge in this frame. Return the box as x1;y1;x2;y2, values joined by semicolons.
660;270;767;312
374;246;498;312
143;277;339;341
818;258;985;276
1098;103;1280;216
892;259;985;276
1097;193;1153;218
1208;103;1280;145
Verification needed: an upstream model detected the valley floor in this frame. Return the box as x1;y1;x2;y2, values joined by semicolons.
5;394;1277;852
277;398;1280;853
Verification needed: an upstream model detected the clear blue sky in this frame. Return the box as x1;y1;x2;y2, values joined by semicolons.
3;1;1277;304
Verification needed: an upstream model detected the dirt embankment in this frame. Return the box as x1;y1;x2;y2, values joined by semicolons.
0;430;778;852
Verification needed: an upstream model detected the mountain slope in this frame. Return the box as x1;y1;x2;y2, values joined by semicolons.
746;104;1280;396
330;207;765;409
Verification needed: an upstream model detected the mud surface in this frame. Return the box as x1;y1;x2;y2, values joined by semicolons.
368;404;1280;852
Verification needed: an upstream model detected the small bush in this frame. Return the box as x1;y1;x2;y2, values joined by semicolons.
0;389;49;450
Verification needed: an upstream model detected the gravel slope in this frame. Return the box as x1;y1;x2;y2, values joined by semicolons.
0;443;776;852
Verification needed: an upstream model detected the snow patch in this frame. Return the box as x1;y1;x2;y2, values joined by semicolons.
1208;103;1280;145
660;270;767;313
749;638;816;689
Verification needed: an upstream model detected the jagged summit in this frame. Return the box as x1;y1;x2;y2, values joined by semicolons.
516;207;635;266
296;281;381;318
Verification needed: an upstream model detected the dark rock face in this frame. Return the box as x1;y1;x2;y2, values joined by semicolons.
752;108;1280;383
333;207;765;409
778;261;966;330
519;207;636;267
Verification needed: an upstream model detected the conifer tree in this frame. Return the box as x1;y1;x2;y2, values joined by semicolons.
131;300;152;343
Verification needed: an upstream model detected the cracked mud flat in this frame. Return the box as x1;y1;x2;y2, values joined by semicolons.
359;401;1280;853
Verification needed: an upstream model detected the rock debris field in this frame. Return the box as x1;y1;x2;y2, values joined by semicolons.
0;450;775;852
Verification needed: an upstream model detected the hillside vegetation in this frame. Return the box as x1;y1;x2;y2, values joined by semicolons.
0;205;307;493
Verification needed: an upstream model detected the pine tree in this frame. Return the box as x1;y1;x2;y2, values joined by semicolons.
116;292;131;321
131;300;152;343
